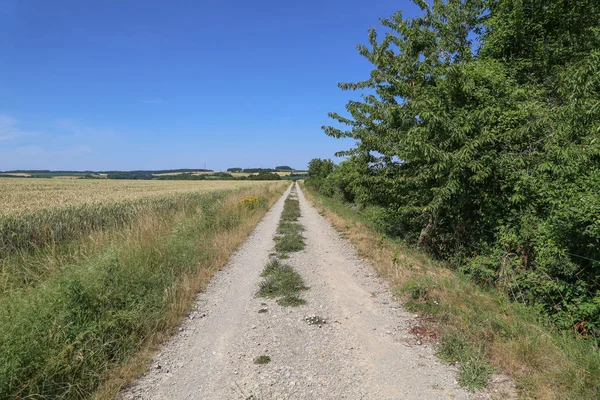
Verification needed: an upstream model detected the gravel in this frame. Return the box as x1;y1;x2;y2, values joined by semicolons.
120;184;508;399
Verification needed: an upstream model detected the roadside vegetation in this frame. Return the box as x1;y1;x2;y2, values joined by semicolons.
306;0;599;397
304;185;600;398
0;181;286;399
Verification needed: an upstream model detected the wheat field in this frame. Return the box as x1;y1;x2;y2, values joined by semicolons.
0;178;267;214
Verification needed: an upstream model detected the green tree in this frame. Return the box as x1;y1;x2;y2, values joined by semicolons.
323;0;600;335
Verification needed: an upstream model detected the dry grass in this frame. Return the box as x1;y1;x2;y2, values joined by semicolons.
303;185;600;399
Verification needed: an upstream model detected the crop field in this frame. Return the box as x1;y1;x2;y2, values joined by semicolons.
0;178;277;257
0;177;287;398
0;178;264;213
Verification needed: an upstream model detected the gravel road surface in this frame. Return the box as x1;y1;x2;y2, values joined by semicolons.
122;184;488;399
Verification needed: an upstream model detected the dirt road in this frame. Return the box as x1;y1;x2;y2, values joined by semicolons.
122;184;479;399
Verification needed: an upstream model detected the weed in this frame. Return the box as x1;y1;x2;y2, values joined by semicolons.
438;331;494;390
278;295;306;307
280;198;301;222
437;331;470;363
253;355;271;365
238;195;262;209
258;188;309;308
274;233;305;254
257;260;307;299
459;354;495;390
261;259;283;277
277;222;305;235
257;259;306;308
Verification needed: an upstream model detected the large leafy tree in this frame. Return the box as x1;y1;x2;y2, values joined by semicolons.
324;0;600;334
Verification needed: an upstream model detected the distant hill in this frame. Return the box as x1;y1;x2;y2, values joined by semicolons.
1;169;213;177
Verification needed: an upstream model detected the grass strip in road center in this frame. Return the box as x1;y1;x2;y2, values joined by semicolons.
258;184;308;307
274;189;305;258
280;196;301;222
258;259;307;307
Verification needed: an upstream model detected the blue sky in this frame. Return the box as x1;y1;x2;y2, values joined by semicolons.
0;0;420;171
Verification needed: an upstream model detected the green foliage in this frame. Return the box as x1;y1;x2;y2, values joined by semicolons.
108;172;154;180
154;173;206;180
202;172;236;180
247;172;282;181
243;168;276;173
322;1;600;336
277;294;306;307
306;158;336;194
78;174;103;179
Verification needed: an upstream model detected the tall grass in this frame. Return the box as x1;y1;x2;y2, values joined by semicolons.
303;184;600;399
0;183;286;399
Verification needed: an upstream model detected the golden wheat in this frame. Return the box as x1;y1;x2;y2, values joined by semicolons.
0;178;266;214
